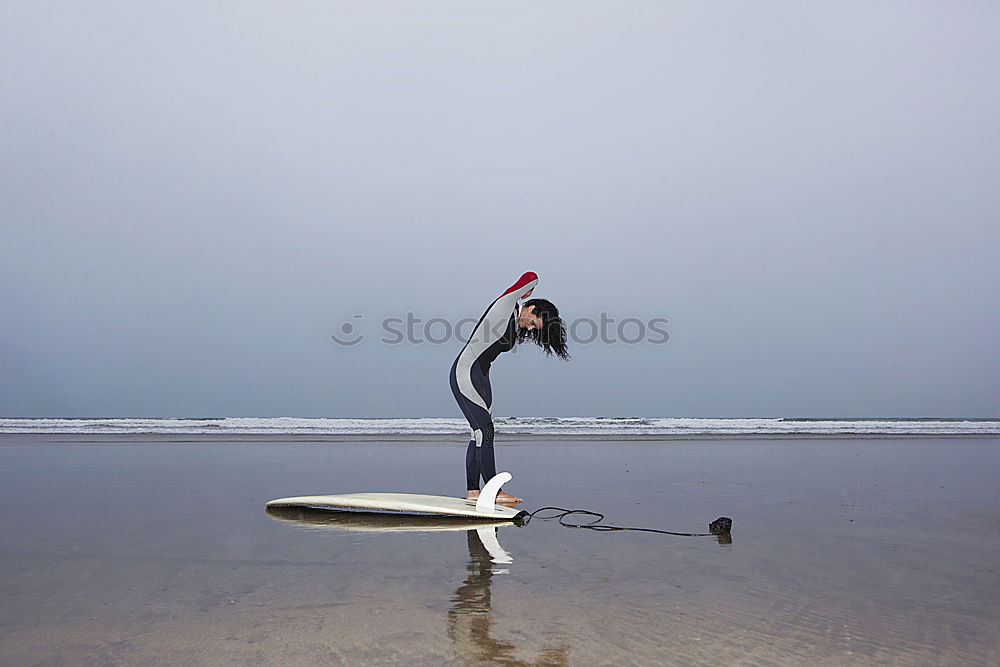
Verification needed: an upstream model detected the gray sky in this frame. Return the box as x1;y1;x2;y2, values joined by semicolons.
2;2;998;418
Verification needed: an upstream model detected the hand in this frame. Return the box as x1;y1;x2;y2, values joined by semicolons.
522;289;534;299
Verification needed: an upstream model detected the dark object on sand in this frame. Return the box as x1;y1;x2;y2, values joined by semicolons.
709;517;733;535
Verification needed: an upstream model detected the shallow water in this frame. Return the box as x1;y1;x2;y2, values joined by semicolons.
1;436;998;665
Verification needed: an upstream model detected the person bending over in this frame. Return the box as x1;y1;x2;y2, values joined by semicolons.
448;271;570;504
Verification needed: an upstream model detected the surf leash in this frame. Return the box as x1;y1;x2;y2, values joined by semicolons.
521;506;732;538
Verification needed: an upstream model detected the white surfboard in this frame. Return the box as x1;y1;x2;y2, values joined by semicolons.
265;472;524;521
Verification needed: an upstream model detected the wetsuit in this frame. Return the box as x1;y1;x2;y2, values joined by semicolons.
449;271;538;490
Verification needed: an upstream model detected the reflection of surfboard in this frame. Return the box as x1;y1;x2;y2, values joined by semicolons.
265;506;515;532
264;472;524;521
265;508;516;564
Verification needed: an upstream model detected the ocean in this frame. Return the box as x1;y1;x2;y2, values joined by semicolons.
1;416;997;436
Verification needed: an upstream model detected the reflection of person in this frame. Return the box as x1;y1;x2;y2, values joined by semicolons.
449;272;570;503
447;529;569;665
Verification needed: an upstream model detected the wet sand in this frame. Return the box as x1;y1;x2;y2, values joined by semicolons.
1;434;998;665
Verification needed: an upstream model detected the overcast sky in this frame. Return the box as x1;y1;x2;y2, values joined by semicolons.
2;2;997;418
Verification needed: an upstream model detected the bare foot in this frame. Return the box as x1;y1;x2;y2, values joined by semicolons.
466;489;523;504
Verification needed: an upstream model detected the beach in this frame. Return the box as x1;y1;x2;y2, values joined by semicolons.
1;434;998;665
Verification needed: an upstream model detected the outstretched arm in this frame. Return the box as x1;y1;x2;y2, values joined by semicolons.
501;271;538;301
461;272;538;356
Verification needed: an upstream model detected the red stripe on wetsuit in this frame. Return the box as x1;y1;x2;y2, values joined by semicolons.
501;271;538;297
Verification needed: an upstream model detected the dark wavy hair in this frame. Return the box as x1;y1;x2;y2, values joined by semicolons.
517;298;570;360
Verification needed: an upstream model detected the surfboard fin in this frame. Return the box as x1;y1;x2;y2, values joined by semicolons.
476;472;512;515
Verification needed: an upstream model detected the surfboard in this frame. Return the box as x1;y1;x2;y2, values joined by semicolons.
264;471;525;522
